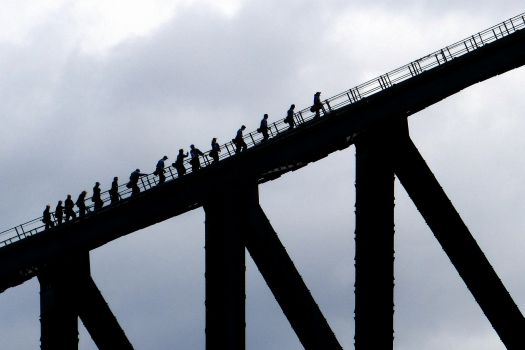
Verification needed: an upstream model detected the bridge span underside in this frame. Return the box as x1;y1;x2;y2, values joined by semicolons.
1;19;525;350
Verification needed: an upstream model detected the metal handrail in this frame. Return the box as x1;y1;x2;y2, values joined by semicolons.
1;12;524;247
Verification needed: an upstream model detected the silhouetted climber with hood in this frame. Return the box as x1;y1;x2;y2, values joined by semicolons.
155;156;168;185
173;149;189;177
76;191;88;217
109;177;121;204
190;145;204;172
55;200;64;225
65;194;76;222
233;125;247;153
42;205;55;230
311;91;324;118
92;182;103;210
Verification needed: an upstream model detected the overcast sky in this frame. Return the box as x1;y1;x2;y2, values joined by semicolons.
1;1;525;349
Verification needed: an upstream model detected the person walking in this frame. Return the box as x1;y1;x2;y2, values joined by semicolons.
55;200;64;225
312;91;324;118
210;138;221;163
92;182;103;210
128;169;147;196
109;177;121;204
155;156;168;185
189;145;204;172
173;149;188;177
76;191;88;217
233;125;247;153
259;114;269;142
64;194;76;222
285;104;296;129
42;205;55;230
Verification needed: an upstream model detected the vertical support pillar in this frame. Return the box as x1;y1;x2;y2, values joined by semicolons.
39;275;79;350
38;254;89;350
354;126;396;350
203;177;254;350
39;252;133;350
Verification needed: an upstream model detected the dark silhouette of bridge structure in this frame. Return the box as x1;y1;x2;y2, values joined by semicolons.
2;12;525;350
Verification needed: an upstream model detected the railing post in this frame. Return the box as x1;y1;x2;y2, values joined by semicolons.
14;227;21;240
273;124;280;135
224;143;233;156
167;167;175;180
297;111;304;123
446;47;453;59
478;33;485;45
503;22;510;34
325;100;332;112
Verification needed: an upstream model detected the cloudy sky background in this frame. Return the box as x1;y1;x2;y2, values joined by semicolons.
1;1;525;349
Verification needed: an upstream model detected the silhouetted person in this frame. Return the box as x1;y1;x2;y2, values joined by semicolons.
92;182;103;210
259;114;269;142
285;104;296;129
128;169;146;195
173;149;188;177
55;200;64;225
42;205;55;230
109;177;121;204
190;145;204;172
233;125;247;153
65;194;76;222
311;91;324;118
155;156;168;185
210;138;221;163
76;191;88;217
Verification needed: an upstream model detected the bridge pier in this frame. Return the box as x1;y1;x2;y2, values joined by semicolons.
39;259;81;350
354;126;396;350
204;175;342;349
38;253;133;350
203;178;251;350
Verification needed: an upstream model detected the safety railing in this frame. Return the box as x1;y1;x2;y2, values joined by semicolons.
1;12;524;247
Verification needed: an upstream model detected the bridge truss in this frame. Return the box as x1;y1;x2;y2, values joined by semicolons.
1;12;525;350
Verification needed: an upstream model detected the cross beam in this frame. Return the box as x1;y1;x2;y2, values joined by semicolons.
393;125;525;349
246;203;342;350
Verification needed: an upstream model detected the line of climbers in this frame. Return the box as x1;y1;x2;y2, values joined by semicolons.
41;92;326;230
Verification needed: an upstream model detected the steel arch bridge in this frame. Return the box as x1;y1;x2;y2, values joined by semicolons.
1;12;525;350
